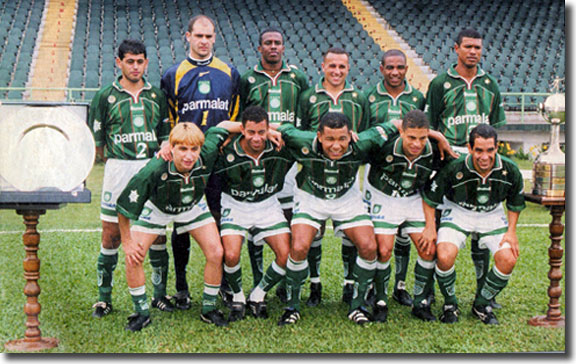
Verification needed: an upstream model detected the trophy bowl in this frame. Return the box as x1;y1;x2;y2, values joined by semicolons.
539;93;565;124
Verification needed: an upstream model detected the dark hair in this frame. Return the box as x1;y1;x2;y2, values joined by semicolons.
381;49;406;66
456;28;482;45
118;39;147;59
324;47;349;60
402;110;429;130
318;112;351;133
259;27;284;45
241;105;269;126
188;14;215;33
469;124;498;148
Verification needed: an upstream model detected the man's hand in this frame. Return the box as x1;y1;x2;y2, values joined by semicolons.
428;130;459;160
268;129;284;150
157;142;172;161
418;226;437;255
350;130;359;143
123;237;146;266
500;230;519;259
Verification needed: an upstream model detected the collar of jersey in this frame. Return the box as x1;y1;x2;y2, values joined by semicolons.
168;159;203;178
393;136;433;161
465;152;502;177
376;80;412;97
112;76;152;92
254;60;291;75
187;54;213;67
447;63;486;80
232;135;274;158
312;136;353;160
315;77;354;95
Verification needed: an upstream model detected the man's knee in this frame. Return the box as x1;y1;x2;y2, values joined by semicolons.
494;249;517;274
436;242;458;270
101;222;121;249
206;243;224;265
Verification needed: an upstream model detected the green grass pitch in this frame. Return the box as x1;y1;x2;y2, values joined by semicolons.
0;163;565;353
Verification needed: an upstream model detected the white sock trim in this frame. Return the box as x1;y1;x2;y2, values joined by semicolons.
224;263;241;274
287;256;308;271
150;244;167;251
271;261;286;276
376;260;390;270
417;257;436;269
493;265;511;280
435;265;455;277
129;285;146;296
310;277;321;283
204;284;220;296
100;247;118;255
356;257;377;270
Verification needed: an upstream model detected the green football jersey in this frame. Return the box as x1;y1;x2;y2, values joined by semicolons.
116;128;229;219
297;78;370;132
422;154;525;213
239;61;310;125
88;77;170;160
214;134;295;202
425;64;506;147
367;134;445;197
366;80;425;125
278;123;398;200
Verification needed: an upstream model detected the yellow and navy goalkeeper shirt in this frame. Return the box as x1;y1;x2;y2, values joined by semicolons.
161;54;240;132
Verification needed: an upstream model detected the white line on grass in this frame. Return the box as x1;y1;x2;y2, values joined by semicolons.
0;224;551;235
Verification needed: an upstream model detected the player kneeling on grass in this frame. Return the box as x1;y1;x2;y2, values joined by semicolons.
116;121;240;331
364;110;452;323
421;124;525;325
214;106;293;322
274;113;406;326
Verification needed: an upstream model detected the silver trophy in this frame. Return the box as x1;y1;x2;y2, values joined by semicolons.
532;78;565;197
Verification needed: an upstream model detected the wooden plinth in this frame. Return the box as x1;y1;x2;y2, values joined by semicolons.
524;194;565;328
4;210;59;352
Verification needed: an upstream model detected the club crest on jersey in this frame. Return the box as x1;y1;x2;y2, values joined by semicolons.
198;80;211;94
326;176;337;185
161;173;168;181
310;95;317;103
248;76;256;84
301;147;309;155
182;195;193;204
413;97;418;102
485;79;491;84
227;154;235;162
253;176;265;188
477;194;489;204
270;96;281;108
141;207;152;217
108;95;116;103
290;73;296;79
369;95;376;103
466;101;477;112
401;179;412;189
444;82;451;89
456;172;463;180
352;92;358;98
386;155;393;163
151;92;157;98
133;116;144;127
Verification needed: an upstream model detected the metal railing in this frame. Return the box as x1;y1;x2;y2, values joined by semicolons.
0;87;552;123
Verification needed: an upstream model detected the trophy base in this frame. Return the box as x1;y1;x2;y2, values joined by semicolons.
528;315;565;328
4;337;59;352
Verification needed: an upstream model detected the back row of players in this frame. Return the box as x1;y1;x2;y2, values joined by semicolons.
89;14;524;331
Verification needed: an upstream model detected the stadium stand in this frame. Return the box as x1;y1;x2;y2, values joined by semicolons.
0;0;565;106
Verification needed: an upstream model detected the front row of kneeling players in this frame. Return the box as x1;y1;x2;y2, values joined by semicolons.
116;106;525;331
